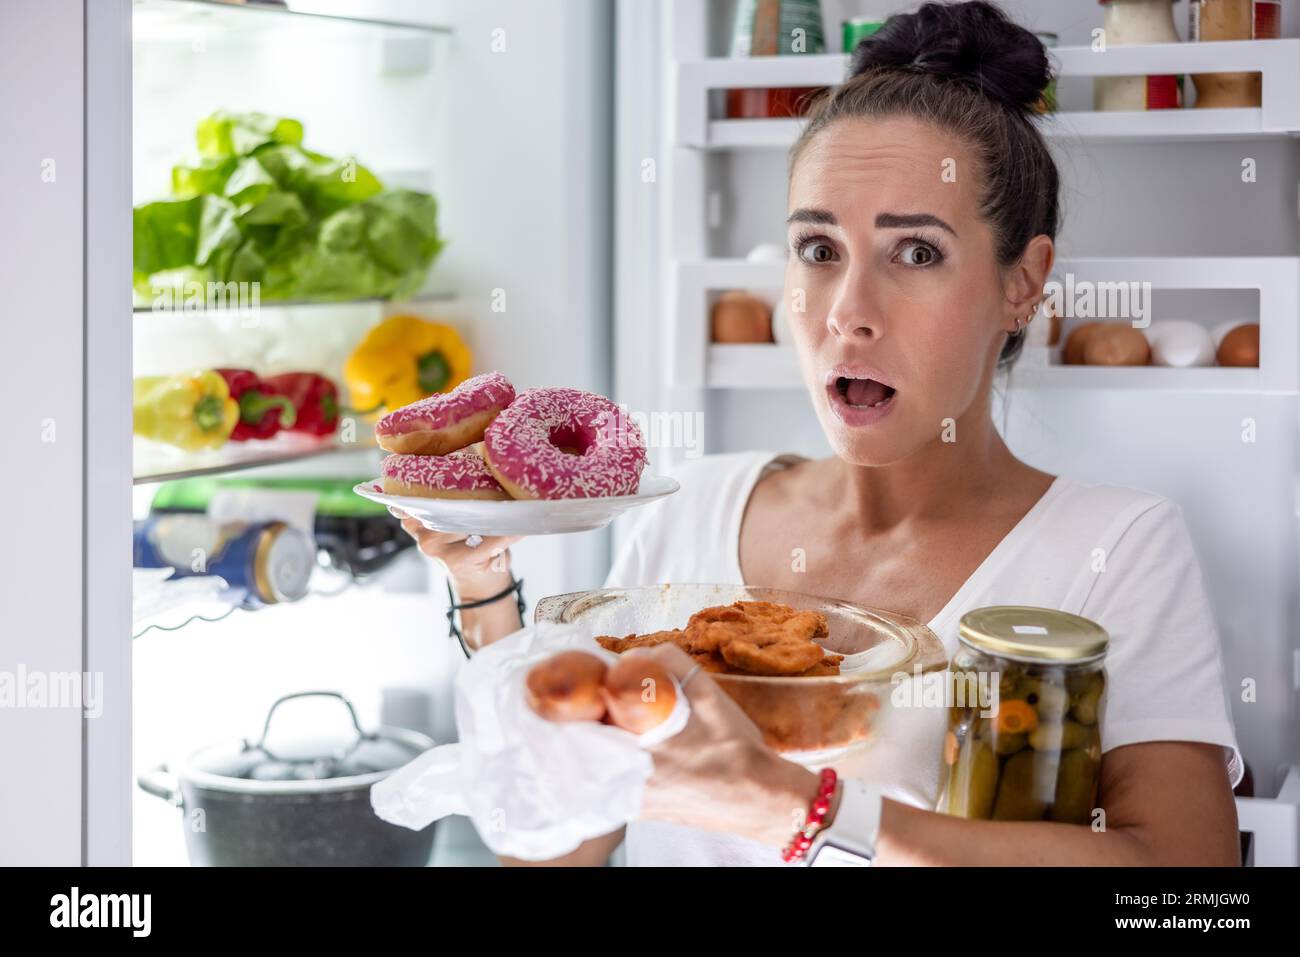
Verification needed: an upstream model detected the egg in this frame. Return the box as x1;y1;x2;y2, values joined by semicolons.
525;651;608;723
1146;320;1216;367
1216;323;1259;367
711;291;773;343
742;244;789;310
1062;322;1104;365
745;242;788;265
1083;325;1151;366
600;652;678;735
772;300;790;345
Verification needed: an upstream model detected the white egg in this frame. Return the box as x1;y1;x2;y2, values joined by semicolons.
745;242;788;264
1146;320;1215;367
771;300;789;345
742;245;787;310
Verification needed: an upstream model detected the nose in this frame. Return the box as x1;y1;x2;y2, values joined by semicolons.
825;270;880;341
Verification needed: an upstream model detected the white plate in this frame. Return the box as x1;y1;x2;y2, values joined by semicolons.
353;474;680;536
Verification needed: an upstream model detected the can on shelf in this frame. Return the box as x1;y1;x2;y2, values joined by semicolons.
938;606;1108;825
842;18;885;54
133;514;315;609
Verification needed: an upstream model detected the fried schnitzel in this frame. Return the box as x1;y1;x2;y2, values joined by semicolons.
595;600;841;677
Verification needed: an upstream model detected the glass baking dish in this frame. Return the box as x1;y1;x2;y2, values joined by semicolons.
534;583;948;763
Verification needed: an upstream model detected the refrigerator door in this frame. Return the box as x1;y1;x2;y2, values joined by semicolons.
0;0;133;866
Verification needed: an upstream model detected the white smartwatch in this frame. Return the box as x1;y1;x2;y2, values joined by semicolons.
805;779;883;867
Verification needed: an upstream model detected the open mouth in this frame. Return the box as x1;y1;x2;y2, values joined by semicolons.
833;376;896;409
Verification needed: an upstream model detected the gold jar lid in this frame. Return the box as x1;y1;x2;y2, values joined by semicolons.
957;606;1108;663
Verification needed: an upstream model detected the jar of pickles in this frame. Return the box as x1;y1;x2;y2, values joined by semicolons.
939;606;1108;825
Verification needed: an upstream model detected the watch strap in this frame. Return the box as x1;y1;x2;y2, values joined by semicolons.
807;778;882;866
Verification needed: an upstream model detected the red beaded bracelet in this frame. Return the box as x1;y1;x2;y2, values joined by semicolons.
781;767;838;864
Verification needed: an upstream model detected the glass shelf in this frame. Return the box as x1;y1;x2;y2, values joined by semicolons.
134;433;380;485
132;0;453;40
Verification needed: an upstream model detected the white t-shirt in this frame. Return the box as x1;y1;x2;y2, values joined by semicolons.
604;450;1244;867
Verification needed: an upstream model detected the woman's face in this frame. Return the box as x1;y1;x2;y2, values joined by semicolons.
785;115;1020;467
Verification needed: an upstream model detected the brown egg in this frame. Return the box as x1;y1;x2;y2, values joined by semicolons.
711;292;773;344
1083;325;1151;366
600;652;678;735
1217;323;1260;367
525;651;608;723
1062;322;1103;365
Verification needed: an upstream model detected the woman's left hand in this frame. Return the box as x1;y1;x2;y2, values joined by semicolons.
633;644;823;847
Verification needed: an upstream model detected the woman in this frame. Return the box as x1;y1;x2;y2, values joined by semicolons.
399;2;1243;866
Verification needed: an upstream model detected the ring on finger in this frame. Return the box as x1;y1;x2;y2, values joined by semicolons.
465;534;484;549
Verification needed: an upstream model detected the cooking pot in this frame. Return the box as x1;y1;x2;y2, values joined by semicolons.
138;691;436;866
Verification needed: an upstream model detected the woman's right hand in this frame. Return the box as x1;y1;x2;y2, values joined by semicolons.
393;509;521;600
393;509;527;652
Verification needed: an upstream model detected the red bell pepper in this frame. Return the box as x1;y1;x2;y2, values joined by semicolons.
215;369;296;441
261;372;340;437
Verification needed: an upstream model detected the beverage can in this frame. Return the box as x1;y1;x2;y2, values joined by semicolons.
134;515;315;608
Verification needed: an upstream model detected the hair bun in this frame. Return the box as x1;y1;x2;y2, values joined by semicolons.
848;1;1050;114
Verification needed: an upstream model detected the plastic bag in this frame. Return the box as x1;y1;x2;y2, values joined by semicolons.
370;621;689;861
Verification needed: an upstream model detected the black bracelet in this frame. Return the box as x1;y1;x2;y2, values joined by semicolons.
445;577;525;658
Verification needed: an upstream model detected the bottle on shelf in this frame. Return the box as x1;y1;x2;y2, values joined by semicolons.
1094;0;1183;112
1189;0;1281;109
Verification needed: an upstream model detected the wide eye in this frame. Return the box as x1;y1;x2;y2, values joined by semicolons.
897;240;941;267
796;239;837;265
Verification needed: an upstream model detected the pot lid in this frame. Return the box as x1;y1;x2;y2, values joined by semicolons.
188;691;427;783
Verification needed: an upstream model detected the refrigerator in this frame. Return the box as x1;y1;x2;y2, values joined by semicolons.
0;0;1297;866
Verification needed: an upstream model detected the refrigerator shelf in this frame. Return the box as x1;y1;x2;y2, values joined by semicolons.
131;291;457;316
1234;765;1300;866
134;433;379;486
705;344;1269;393
678;257;1298;394
133;0;453;40
677;40;1300;149
701;108;1281;150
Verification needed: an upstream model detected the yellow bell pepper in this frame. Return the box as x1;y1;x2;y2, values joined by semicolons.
344;315;472;414
133;370;239;452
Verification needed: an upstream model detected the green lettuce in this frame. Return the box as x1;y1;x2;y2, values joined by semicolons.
134;111;444;304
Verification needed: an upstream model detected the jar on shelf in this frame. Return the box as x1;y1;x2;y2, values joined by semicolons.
1094;0;1182;111
1189;0;1281;109
727;0;829;119
939;607;1108;825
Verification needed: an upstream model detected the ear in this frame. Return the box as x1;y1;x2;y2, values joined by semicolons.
1003;234;1055;327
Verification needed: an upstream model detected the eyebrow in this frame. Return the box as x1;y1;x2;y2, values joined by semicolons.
786;208;958;237
876;212;958;237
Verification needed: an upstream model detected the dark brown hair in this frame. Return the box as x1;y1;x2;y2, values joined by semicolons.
790;1;1059;367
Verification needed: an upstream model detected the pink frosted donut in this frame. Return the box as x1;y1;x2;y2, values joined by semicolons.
375;371;516;455
481;388;647;500
381;447;510;500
